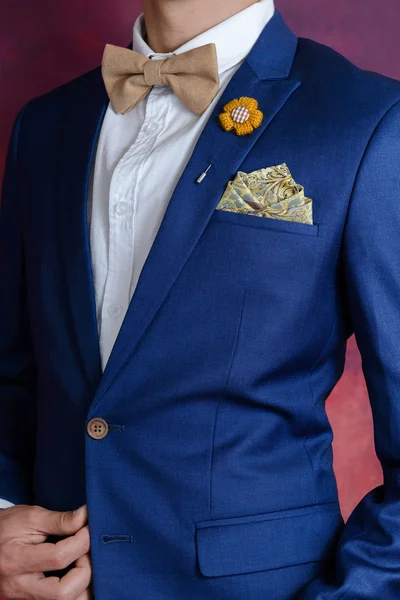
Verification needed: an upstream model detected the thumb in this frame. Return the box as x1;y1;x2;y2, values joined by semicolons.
37;504;88;536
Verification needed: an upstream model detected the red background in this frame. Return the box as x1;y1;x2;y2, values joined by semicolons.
1;0;400;520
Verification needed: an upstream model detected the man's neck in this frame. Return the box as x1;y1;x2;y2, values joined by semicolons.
141;0;260;53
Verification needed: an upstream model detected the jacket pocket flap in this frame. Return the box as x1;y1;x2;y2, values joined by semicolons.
195;502;343;577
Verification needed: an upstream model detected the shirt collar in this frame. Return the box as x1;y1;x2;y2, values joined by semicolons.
132;0;275;75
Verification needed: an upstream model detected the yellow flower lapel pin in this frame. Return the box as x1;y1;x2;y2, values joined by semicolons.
219;96;263;136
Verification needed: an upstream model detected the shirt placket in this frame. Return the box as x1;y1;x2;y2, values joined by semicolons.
100;83;172;370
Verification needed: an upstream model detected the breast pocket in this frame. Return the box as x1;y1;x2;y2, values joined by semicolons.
206;207;322;293
204;208;324;372
210;209;320;237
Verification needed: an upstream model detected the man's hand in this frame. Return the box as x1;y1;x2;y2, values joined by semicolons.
0;503;92;599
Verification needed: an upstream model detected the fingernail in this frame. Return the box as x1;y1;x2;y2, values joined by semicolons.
73;504;86;515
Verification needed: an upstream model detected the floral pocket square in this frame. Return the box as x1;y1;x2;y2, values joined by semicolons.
216;163;313;224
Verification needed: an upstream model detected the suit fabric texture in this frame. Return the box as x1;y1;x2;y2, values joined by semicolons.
1;9;400;600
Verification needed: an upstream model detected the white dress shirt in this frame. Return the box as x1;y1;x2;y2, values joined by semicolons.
0;0;275;508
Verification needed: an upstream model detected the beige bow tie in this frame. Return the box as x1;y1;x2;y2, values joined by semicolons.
101;43;220;116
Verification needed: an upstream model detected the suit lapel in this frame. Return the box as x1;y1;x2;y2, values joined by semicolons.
93;9;301;404
56;70;109;397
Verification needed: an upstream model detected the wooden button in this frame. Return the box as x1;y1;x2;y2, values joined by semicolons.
87;418;109;440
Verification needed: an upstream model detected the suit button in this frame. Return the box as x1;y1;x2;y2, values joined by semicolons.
87;418;109;439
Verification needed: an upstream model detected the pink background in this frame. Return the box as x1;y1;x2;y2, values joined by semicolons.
1;0;400;520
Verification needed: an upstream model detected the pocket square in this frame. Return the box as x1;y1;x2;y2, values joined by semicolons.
216;163;313;224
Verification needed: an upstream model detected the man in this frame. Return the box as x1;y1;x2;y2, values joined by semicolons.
1;0;400;597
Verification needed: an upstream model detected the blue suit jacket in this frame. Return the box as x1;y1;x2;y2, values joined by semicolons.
2;9;400;599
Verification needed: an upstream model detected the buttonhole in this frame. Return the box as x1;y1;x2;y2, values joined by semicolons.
108;424;125;432
101;534;134;544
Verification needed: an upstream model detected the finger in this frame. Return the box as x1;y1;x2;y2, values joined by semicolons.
76;590;93;600
74;552;92;584
58;551;92;595
36;554;91;599
3;558;91;600
0;572;46;600
75;551;92;571
10;525;90;575
28;559;91;600
74;553;93;599
22;504;88;539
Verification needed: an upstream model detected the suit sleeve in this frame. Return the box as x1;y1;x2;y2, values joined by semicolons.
298;97;400;599
0;103;38;506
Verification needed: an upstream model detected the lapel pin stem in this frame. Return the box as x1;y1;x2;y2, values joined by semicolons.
196;164;212;183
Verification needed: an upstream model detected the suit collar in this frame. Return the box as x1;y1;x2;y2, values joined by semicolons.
246;9;298;79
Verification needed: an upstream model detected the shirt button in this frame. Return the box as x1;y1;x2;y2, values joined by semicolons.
108;303;123;318
115;201;132;217
145;122;160;134
87;418;109;440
